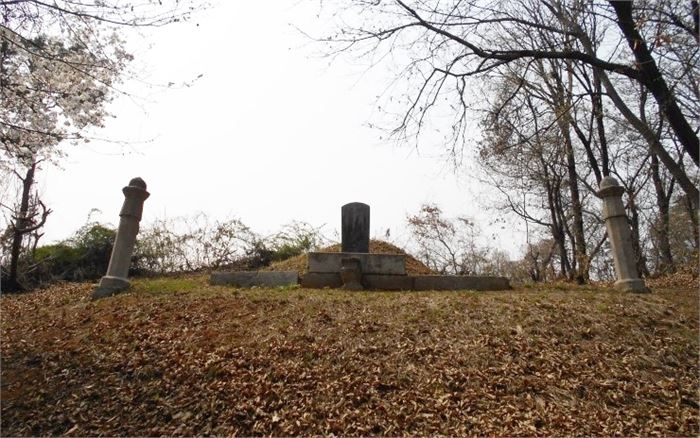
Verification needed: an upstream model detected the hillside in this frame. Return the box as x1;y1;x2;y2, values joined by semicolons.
1;279;698;436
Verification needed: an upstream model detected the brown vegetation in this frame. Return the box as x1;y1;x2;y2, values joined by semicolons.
1;278;698;436
646;254;700;290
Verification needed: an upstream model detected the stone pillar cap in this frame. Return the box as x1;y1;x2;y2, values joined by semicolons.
128;177;147;190
598;175;624;197
599;175;620;190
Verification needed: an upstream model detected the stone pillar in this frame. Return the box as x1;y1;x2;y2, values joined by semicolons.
341;202;370;253
598;176;649;293
93;177;150;299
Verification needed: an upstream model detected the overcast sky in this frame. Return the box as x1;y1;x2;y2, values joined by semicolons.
34;1;526;258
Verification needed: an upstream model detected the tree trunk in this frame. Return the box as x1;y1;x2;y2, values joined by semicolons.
650;152;675;274
562;130;588;284
592;68;610;176
626;188;650;278
6;162;36;292
553;190;573;279
543;56;588;283
570;120;602;184
685;195;700;253
551;207;568;278
542;163;569;279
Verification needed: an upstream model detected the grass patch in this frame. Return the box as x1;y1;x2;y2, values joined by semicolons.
131;274;210;295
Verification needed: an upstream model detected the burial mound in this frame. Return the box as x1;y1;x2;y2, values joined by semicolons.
265;239;434;276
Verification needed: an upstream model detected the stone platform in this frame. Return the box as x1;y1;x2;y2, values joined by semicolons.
209;269;510;291
209;251;510;291
301;251;510;291
308;252;406;275
210;271;298;287
208;203;511;291
300;272;510;291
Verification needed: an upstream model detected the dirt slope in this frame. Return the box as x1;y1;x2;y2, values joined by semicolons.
1;279;698;436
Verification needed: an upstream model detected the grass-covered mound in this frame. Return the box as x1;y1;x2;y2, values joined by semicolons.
1;279;698;436
265;239;435;275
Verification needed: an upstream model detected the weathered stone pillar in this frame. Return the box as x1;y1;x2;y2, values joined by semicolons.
341;202;370;253
93;177;150;299
598;176;649;293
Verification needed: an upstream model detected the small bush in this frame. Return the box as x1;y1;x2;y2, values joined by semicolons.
70;223;116;279
16;222;116;288
31;243;82;283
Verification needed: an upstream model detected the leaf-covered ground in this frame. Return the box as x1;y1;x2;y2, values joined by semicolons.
1;277;698;436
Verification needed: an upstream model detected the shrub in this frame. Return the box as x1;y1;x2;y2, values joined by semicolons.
132;214;258;274
132;216;329;274
12;222;116;289
69;223;116;280
30;243;82;285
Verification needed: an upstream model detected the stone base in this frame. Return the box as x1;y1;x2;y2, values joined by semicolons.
92;276;130;300
614;278;650;293
300;272;342;289
413;275;510;291
299;273;511;291
363;274;414;291
308;252;406;275
210;271;299;288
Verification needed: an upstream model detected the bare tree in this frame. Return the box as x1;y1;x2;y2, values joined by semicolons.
1;158;50;291
318;0;699;199
407;204;493;275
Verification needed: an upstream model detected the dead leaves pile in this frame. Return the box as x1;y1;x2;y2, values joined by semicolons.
647;261;699;290
1;281;698;436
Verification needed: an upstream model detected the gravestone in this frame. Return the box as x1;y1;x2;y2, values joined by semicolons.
341;202;370;253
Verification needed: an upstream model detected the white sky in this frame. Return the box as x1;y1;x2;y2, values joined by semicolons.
35;1;527;258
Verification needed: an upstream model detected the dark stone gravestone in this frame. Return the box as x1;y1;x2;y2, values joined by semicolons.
341;202;370;253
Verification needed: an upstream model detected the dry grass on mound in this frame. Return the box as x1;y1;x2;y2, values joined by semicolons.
1;280;698;437
646;256;699;290
265;239;435;275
